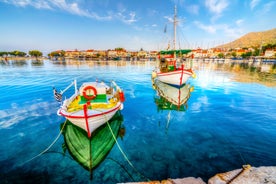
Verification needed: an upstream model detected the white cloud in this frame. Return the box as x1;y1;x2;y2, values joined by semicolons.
262;1;276;13
126;12;138;24
193;21;244;39
205;0;229;14
114;2;138;24
205;0;229;22
0;0;117;22
33;1;52;9
164;15;174;23
50;0;112;20
235;19;244;26
4;0;31;7
194;21;217;33
250;0;261;10
115;10;138;24
222;25;243;38
1;0;51;9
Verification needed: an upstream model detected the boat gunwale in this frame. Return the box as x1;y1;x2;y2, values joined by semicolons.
58;103;121;119
157;70;193;76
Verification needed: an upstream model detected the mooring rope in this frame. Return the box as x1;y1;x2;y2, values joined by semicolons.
98;106;150;182
106;157;135;181
222;132;247;165
20;120;68;166
226;164;251;184
106;119;150;181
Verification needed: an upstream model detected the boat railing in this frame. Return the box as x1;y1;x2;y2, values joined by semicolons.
60;79;77;95
111;81;122;92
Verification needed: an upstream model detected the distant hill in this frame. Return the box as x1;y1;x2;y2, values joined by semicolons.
216;28;276;49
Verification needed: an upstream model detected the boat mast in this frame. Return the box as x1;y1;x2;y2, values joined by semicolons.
173;5;178;60
173;5;177;52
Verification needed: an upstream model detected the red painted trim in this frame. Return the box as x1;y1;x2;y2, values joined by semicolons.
83;104;91;137
157;70;192;76
59;104;121;119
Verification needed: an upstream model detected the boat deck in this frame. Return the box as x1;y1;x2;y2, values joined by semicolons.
67;95;118;112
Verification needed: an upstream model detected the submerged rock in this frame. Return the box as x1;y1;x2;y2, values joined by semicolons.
208;165;276;184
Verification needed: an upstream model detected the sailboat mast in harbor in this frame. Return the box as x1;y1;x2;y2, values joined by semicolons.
173;5;177;59
151;5;195;87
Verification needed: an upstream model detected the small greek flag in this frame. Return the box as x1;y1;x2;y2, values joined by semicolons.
53;87;62;102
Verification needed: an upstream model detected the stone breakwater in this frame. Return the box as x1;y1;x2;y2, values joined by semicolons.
120;166;276;184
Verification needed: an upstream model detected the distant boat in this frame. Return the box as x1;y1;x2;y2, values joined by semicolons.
61;112;124;171
153;79;193;111
152;6;195;87
56;79;125;137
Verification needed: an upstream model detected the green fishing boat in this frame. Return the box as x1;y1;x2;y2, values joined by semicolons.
61;112;124;171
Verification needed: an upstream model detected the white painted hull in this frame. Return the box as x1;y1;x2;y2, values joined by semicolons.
58;103;122;134
56;80;125;136
154;79;190;106
156;70;193;86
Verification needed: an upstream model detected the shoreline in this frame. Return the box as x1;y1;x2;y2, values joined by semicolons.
1;56;276;62
120;166;276;184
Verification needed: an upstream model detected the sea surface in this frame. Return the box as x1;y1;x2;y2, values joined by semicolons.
0;59;275;183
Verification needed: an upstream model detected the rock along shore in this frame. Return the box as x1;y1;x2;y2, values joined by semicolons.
120;166;276;184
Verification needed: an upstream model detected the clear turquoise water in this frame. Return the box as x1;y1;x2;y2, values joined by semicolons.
0;59;275;183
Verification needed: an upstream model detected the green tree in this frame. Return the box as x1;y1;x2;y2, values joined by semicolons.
0;51;9;57
48;50;65;57
9;50;26;57
16;51;27;57
115;47;125;51
217;53;224;58
29;50;42;58
241;52;252;59
231;52;237;58
252;49;260;56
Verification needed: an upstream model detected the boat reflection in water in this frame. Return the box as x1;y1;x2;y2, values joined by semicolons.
153;79;193;112
153;79;193;131
60;111;124;178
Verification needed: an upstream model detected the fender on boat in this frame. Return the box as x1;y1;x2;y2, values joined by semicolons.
57;109;62;116
119;91;125;102
120;103;124;110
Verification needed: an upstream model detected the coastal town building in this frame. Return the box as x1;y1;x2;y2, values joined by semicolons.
4;45;275;61
264;49;276;57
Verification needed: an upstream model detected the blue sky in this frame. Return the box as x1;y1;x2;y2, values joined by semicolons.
0;0;275;55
